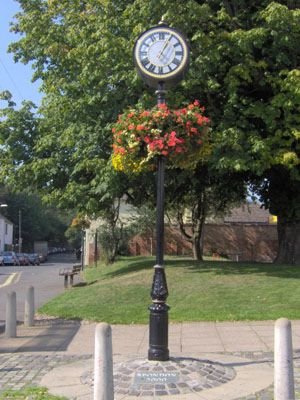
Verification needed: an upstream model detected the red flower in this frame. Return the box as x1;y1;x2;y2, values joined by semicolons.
168;131;185;148
158;103;168;110
115;147;126;155
140;110;150;117
149;139;165;151
155;139;164;150
168;131;177;147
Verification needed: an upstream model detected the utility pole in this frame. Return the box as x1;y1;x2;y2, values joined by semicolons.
18;209;22;253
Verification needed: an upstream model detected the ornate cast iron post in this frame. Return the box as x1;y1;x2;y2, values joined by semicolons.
133;21;189;362
148;82;169;361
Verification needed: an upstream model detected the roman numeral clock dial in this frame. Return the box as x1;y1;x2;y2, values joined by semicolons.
133;23;189;88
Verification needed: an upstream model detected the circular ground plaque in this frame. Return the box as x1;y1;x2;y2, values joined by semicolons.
81;356;236;397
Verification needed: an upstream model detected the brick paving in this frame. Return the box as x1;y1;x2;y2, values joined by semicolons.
0;353;90;392
0;351;299;398
81;353;300;399
0;319;300;399
82;356;236;397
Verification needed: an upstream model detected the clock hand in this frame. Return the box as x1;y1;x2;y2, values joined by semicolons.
157;35;172;59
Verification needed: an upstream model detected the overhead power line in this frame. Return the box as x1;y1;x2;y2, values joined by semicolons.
0;56;25;102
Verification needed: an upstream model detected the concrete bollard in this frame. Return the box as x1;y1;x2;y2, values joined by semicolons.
94;323;114;400
24;286;35;327
274;318;295;400
5;291;17;338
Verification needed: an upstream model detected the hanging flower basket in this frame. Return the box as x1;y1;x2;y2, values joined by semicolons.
111;100;211;174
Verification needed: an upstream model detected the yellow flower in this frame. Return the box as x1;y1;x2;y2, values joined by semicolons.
111;154;124;172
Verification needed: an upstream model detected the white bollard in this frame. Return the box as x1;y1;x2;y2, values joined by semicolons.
94;323;114;400
5;291;17;338
274;318;295;400
24;286;35;327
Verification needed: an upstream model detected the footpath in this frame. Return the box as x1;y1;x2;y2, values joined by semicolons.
1;318;300;399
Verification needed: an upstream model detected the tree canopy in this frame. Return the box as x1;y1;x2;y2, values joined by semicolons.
0;0;299;263
0;189;70;251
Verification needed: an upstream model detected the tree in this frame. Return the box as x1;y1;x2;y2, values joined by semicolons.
1;0;299;263
3;0;139;213
165;167;246;259
0;92;39;188
93;163;139;263
196;2;299;263
251;167;300;264
0;190;70;251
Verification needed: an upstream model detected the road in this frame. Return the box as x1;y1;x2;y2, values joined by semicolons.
0;253;79;329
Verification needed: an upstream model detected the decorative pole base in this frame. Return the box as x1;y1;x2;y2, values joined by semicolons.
148;302;170;361
148;265;169;361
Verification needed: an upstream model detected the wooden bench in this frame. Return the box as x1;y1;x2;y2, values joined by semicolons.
59;264;82;288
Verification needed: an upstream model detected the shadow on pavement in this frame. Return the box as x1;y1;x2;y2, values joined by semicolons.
0;320;81;353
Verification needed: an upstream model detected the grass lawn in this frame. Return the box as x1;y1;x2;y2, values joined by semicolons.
0;387;67;399
39;256;300;323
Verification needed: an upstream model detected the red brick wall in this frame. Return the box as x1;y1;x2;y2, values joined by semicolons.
129;226;192;258
203;224;278;262
128;224;278;263
87;242;101;265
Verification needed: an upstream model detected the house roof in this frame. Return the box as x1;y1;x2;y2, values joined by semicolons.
224;203;271;224
0;213;13;226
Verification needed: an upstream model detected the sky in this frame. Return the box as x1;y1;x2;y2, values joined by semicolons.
0;0;42;108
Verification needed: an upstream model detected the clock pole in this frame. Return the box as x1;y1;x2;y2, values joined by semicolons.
148;82;170;361
133;21;189;362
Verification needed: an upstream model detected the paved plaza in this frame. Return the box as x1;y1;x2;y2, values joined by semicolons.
0;317;300;399
0;256;299;399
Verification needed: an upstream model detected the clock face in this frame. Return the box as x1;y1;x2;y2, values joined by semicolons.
134;25;189;86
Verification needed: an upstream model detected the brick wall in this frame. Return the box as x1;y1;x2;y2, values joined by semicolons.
203;224;278;262
128;224;278;263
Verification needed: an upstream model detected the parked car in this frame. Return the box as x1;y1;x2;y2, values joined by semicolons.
27;253;40;266
0;254;4;266
0;251;20;266
38;253;47;263
16;253;30;266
